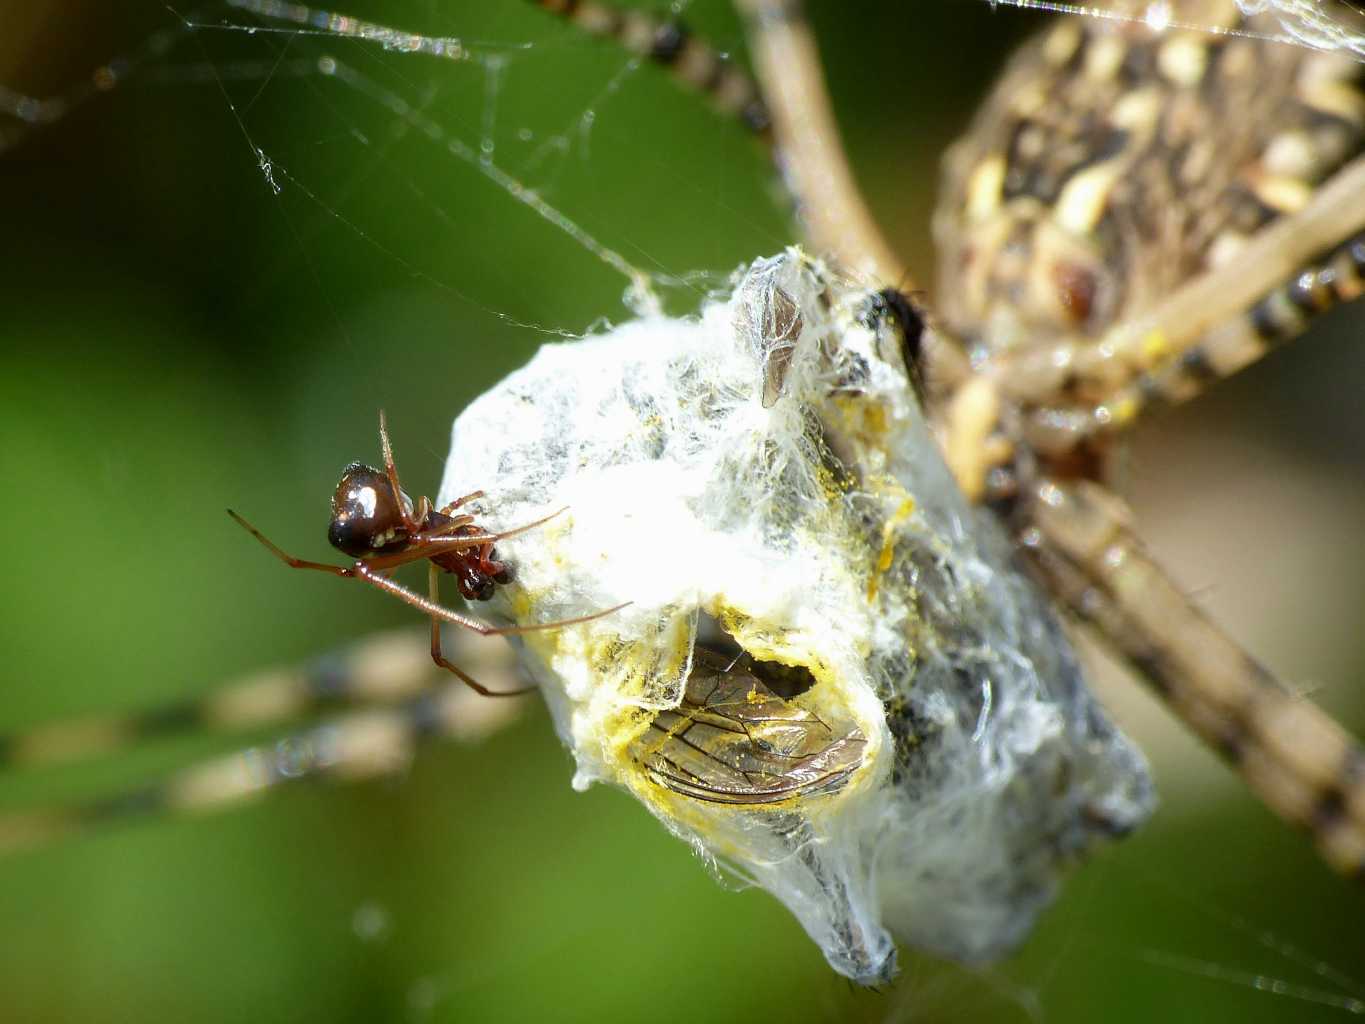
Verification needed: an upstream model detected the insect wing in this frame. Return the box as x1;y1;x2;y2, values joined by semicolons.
633;652;866;805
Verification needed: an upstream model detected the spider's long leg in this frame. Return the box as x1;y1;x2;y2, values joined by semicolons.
1024;477;1365;879
1011;156;1365;455
229;509;362;574
733;0;900;283
231;508;496;573
0;11;199;154
528;0;970;389
0;628;520;773
438;489;485;516
736;0;972;389
528;0;884;278
404;506;566;551
1024;230;1365;453
230;508;620;636
354;561;628;636
0;670;522;856
427;566;534;698
528;0;771;136
376;409;425;535
2;0;430;155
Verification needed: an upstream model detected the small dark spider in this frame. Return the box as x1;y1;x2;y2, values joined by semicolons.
326;461;512;603
229;412;625;697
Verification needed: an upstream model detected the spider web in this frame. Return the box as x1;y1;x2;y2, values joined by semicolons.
0;1;1362;1022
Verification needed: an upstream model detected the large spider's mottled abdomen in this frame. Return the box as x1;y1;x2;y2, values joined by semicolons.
934;0;1365;359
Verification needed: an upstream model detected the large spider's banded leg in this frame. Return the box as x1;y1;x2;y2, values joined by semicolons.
528;0;896;278
733;0;972;389
1067;140;1365;410
223;0;468;59
527;0;971;388
0;10;197;153
0;628;521;772
528;0;771;135
1012;156;1365;454
1020;236;1365;455
1024;478;1365;879
0;670;520;856
1082;232;1365;434
1;0;471;157
732;0;903;289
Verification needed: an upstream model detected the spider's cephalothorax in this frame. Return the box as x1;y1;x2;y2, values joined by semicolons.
327;461;512;601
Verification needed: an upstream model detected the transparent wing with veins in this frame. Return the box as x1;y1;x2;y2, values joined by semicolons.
632;648;867;806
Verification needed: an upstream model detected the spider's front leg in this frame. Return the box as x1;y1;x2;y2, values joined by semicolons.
1021;476;1365;878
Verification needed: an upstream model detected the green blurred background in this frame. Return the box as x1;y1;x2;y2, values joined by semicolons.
1;2;1363;1021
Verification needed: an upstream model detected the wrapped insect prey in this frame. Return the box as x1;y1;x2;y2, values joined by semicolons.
439;250;1155;984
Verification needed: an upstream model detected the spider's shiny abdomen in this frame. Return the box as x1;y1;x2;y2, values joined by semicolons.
327;462;411;557
934;0;1365;364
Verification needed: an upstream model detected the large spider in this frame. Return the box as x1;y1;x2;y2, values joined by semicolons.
1;0;1362;1015
575;0;1365;879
